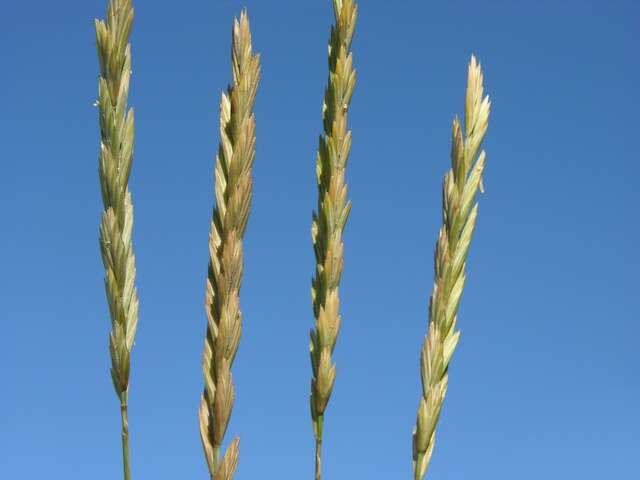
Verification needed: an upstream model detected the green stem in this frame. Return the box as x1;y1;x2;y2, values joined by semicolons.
314;415;324;480
315;436;322;480
120;400;131;480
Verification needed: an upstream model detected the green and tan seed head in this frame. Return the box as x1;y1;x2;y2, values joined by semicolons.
309;1;357;479
95;0;138;409
412;55;490;480
95;2;137;479
199;11;260;480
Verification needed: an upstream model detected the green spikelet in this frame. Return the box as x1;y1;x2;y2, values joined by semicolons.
199;11;261;480
412;56;491;480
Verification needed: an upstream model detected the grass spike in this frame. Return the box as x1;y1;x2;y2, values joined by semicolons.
95;1;138;479
309;1;357;479
411;55;491;480
199;11;260;480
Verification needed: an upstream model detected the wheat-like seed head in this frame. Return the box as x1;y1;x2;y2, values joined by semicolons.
199;11;260;480
309;1;357;478
412;56;491;480
95;0;138;409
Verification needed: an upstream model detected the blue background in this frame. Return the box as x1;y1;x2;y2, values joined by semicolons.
1;1;638;478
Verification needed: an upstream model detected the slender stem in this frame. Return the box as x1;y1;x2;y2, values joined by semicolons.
120;401;131;480
314;414;324;480
315;436;322;480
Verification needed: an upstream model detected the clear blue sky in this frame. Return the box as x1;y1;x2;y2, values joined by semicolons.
1;1;638;478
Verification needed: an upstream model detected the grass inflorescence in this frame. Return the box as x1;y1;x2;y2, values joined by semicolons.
309;1;357;479
95;1;138;478
412;56;491;480
199;11;261;480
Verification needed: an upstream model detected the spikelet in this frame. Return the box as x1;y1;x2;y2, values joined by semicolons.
199;11;260;480
309;1;357;479
412;56;491;480
95;1;138;478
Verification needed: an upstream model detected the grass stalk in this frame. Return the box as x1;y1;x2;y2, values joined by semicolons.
309;1;357;479
199;11;260;480
95;1;138;478
120;398;131;480
411;56;491;480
